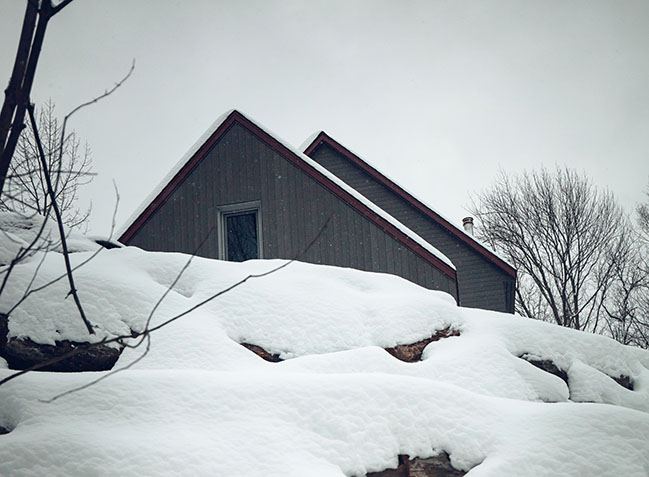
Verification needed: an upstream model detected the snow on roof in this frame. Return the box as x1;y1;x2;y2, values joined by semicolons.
1;223;648;476
298;130;323;152
303;131;514;271
117;110;455;271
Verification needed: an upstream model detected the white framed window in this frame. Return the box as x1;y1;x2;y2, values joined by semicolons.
217;201;263;262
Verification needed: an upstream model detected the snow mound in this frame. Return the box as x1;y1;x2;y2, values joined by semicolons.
1;212;648;476
0;212;99;267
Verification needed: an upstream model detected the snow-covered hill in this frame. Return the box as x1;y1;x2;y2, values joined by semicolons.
1;213;648;476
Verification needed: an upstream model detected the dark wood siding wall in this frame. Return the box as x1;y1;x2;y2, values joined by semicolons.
127;123;457;298
308;143;514;313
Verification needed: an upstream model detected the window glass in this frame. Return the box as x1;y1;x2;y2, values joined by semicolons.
225;212;258;262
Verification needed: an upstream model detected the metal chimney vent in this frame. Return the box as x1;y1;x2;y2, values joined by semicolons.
462;217;474;236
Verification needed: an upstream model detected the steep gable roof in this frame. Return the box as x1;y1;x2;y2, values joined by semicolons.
118;110;456;280
303;131;516;278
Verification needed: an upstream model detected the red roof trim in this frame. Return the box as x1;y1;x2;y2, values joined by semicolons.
119;111;456;281
303;132;516;278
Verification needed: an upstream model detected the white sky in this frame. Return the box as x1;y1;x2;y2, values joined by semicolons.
2;0;648;236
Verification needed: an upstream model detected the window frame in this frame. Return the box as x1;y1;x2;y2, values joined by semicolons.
216;201;263;261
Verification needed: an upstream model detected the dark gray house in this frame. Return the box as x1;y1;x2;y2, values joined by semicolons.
119;110;515;312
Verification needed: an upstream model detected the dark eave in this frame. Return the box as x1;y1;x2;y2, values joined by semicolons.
119;111;456;281
303;132;516;278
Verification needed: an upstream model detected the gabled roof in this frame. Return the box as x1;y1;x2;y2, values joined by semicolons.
303;131;516;278
118;110;457;280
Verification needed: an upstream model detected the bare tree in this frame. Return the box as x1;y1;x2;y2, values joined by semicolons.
604;184;649;348
0;59;134;336
599;184;649;348
0;0;132;342
1;100;93;229
602;241;649;349
471;167;629;334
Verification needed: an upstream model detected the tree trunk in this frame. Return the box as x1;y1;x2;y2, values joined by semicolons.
0;2;54;198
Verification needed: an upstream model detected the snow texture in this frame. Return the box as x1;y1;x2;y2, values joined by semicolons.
1;212;649;476
116;110;455;269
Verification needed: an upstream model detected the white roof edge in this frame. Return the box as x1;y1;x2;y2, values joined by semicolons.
117;109;455;271
298;131;323;152
301;133;513;270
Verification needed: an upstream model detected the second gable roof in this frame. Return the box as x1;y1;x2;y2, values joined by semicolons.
303;131;516;278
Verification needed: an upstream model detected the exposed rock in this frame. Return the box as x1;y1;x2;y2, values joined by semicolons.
240;342;282;362
520;354;634;390
612;374;634;390
366;455;408;477
366;452;467;477
241;328;462;364
385;327;460;362
0;426;10;435
519;356;569;384
0;314;123;372
409;453;467;477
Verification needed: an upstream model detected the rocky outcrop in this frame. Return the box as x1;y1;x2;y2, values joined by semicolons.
0;314;123;372
240;328;462;364
366;452;467;477
240;342;282;362
385;328;460;363
612;374;634;390
520;356;569;384
408;453;467;477
520;354;634;390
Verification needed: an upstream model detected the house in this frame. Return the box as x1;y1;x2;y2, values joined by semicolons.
118;110;515;312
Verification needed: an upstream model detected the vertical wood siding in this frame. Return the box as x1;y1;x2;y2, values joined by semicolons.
308;143;515;313
127;123;457;299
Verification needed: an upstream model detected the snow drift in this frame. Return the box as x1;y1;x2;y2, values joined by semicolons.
1;212;648;476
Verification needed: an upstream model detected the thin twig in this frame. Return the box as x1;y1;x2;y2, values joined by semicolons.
0;211;52;297
54;61;133;194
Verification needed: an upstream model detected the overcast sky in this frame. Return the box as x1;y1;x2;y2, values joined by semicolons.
2;0;648;236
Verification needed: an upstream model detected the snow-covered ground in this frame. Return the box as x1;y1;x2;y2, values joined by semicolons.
1;213;648;476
